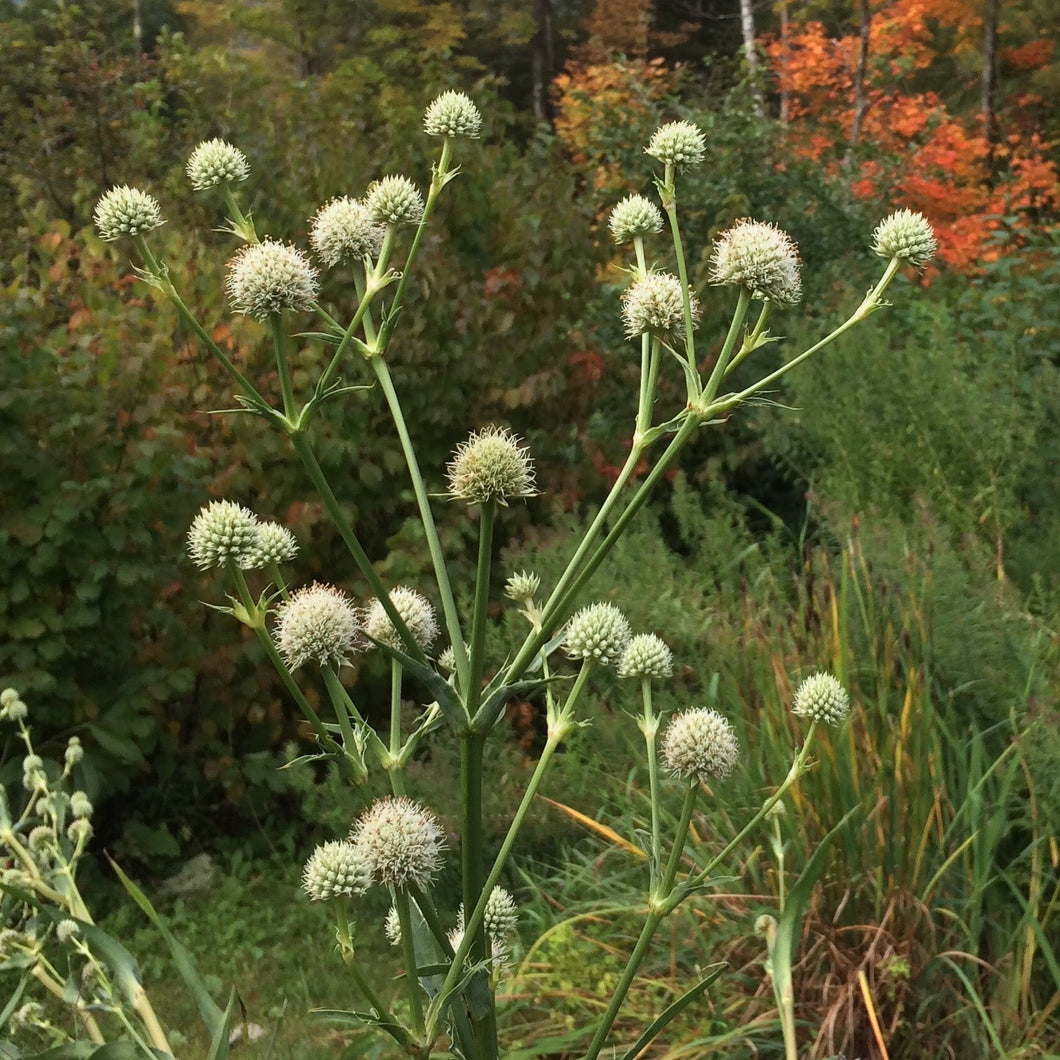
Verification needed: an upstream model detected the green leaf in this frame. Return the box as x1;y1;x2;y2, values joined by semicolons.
205;989;238;1060
88;723;147;764
365;636;469;733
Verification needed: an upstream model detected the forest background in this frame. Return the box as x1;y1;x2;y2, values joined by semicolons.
2;0;1060;1056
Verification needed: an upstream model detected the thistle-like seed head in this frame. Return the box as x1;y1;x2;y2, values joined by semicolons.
645;121;707;168
504;570;540;602
364;175;424;225
93;185;165;241
617;633;674;680
423;90;482;138
563;602;632;666
302;840;368;901
350;796;446;890
242;522;299;570
709;219;802;304
609;194;665;244
792;672;851;725
186;500;260;571
871;209;937;267
661;707;740;783
447;426;536;506
621;272;697;338
225;239;319;320
364;586;439;652
186;139;250;190
309;197;385;267
274;583;360;670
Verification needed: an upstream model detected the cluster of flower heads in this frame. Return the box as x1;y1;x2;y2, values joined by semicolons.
186;500;299;572
302;796;446;901
446;425;537;506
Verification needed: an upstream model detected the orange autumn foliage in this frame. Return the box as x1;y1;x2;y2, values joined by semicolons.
767;1;1060;270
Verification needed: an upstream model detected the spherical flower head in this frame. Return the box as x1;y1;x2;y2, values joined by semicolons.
225;239;319;320
504;570;540;603
186;499;260;571
617;633;674;680
792;672;851;726
186;138;250;191
22;755;46;792
64;736;84;767
872;209;937;267
274;583;360;670
621;272;697;338
609;194;664;244
302;840;368;901
423;90;482;138
646;121;707;168
309;197;385;267
242;522;299;570
56;919;81;945
447;426;536;506
28;825;54;853
93;185;165;241
365;175;424;225
563;602;632;667
69;791;93;819
661;707;740;783
67;818;93;845
1;688;27;722
364;586;439;652
709;219;802;304
350;796;446;890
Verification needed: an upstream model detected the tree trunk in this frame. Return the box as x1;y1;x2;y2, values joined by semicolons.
739;0;765;118
981;0;999;167
847;0;872;156
531;0;555;125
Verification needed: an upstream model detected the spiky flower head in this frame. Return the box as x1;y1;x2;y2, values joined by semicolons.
384;905;403;945
424;90;482;138
872;209;937;267
608;194;664;244
67;818;93;845
28;825;54;853
709;219;802;304
621;272;697;338
225;239;319;320
56;919;81;945
504;570;540;602
792;672;851;726
438;645;457;673
350;796;446;890
69;791;93;819
274;583;360;670
482;886;519;942
661;707;740;783
364;587;439;652
302;840;368;901
447;426;536;506
64;736;84;767
309;197;385;267
242;522;299;570
1;688;27;722
617;633;674;680
187;500;260;570
365;175;424;225
94;185;165;242
563;602;632;667
186;139;250;191
22;755;46;792
646;121;707;168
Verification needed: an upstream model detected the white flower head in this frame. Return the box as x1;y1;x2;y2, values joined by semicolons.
274;583;361;670
447;426;536;506
646;121;707;168
424;91;482;138
621;272;698;337
94;185;165;241
792;672;851;725
872;209;937;267
309;197;385;267
617;633;674;680
563;602;632;667
242;522;299;570
364;586;439;652
186;139;250;190
350;796;446;890
364;175;424;225
709;219;802;304
302;840;369;901
186;500;260;570
609;194;665;244
661;707;740;783
225;239;319;320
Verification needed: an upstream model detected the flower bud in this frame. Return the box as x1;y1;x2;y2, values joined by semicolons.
242;522;299;570
661;706;740;783
621;272;696;338
563;602;632;667
64;736;84;767
1;689;27;722
447;426;536;506
364;175;424;225
28;825;54;852
350;796;446;890
617;633;674;680
225;239;319;320
482;886;518;942
872;209;937;267
274;583;360;670
70;791;93;819
186;500;260;571
302;840;368;901
186;139;250;190
309;197;386;267
504;570;540;603
384;904;402;945
94;185;165;241
364;587;439;652
645;121;707;168
56;919;81;944
423;90;482;138
609;194;665;244
709;219;802;304
67;818;93;845
791;672;851;726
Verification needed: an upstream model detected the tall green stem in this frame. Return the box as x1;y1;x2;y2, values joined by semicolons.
467;500;496;718
389;658;407;796
640;680;663;875
270;313;296;421
700;287;751;408
659;163;699;386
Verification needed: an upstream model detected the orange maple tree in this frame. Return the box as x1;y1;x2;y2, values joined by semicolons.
767;0;1060;269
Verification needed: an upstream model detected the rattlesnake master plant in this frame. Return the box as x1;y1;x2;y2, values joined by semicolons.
0;87;935;1059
